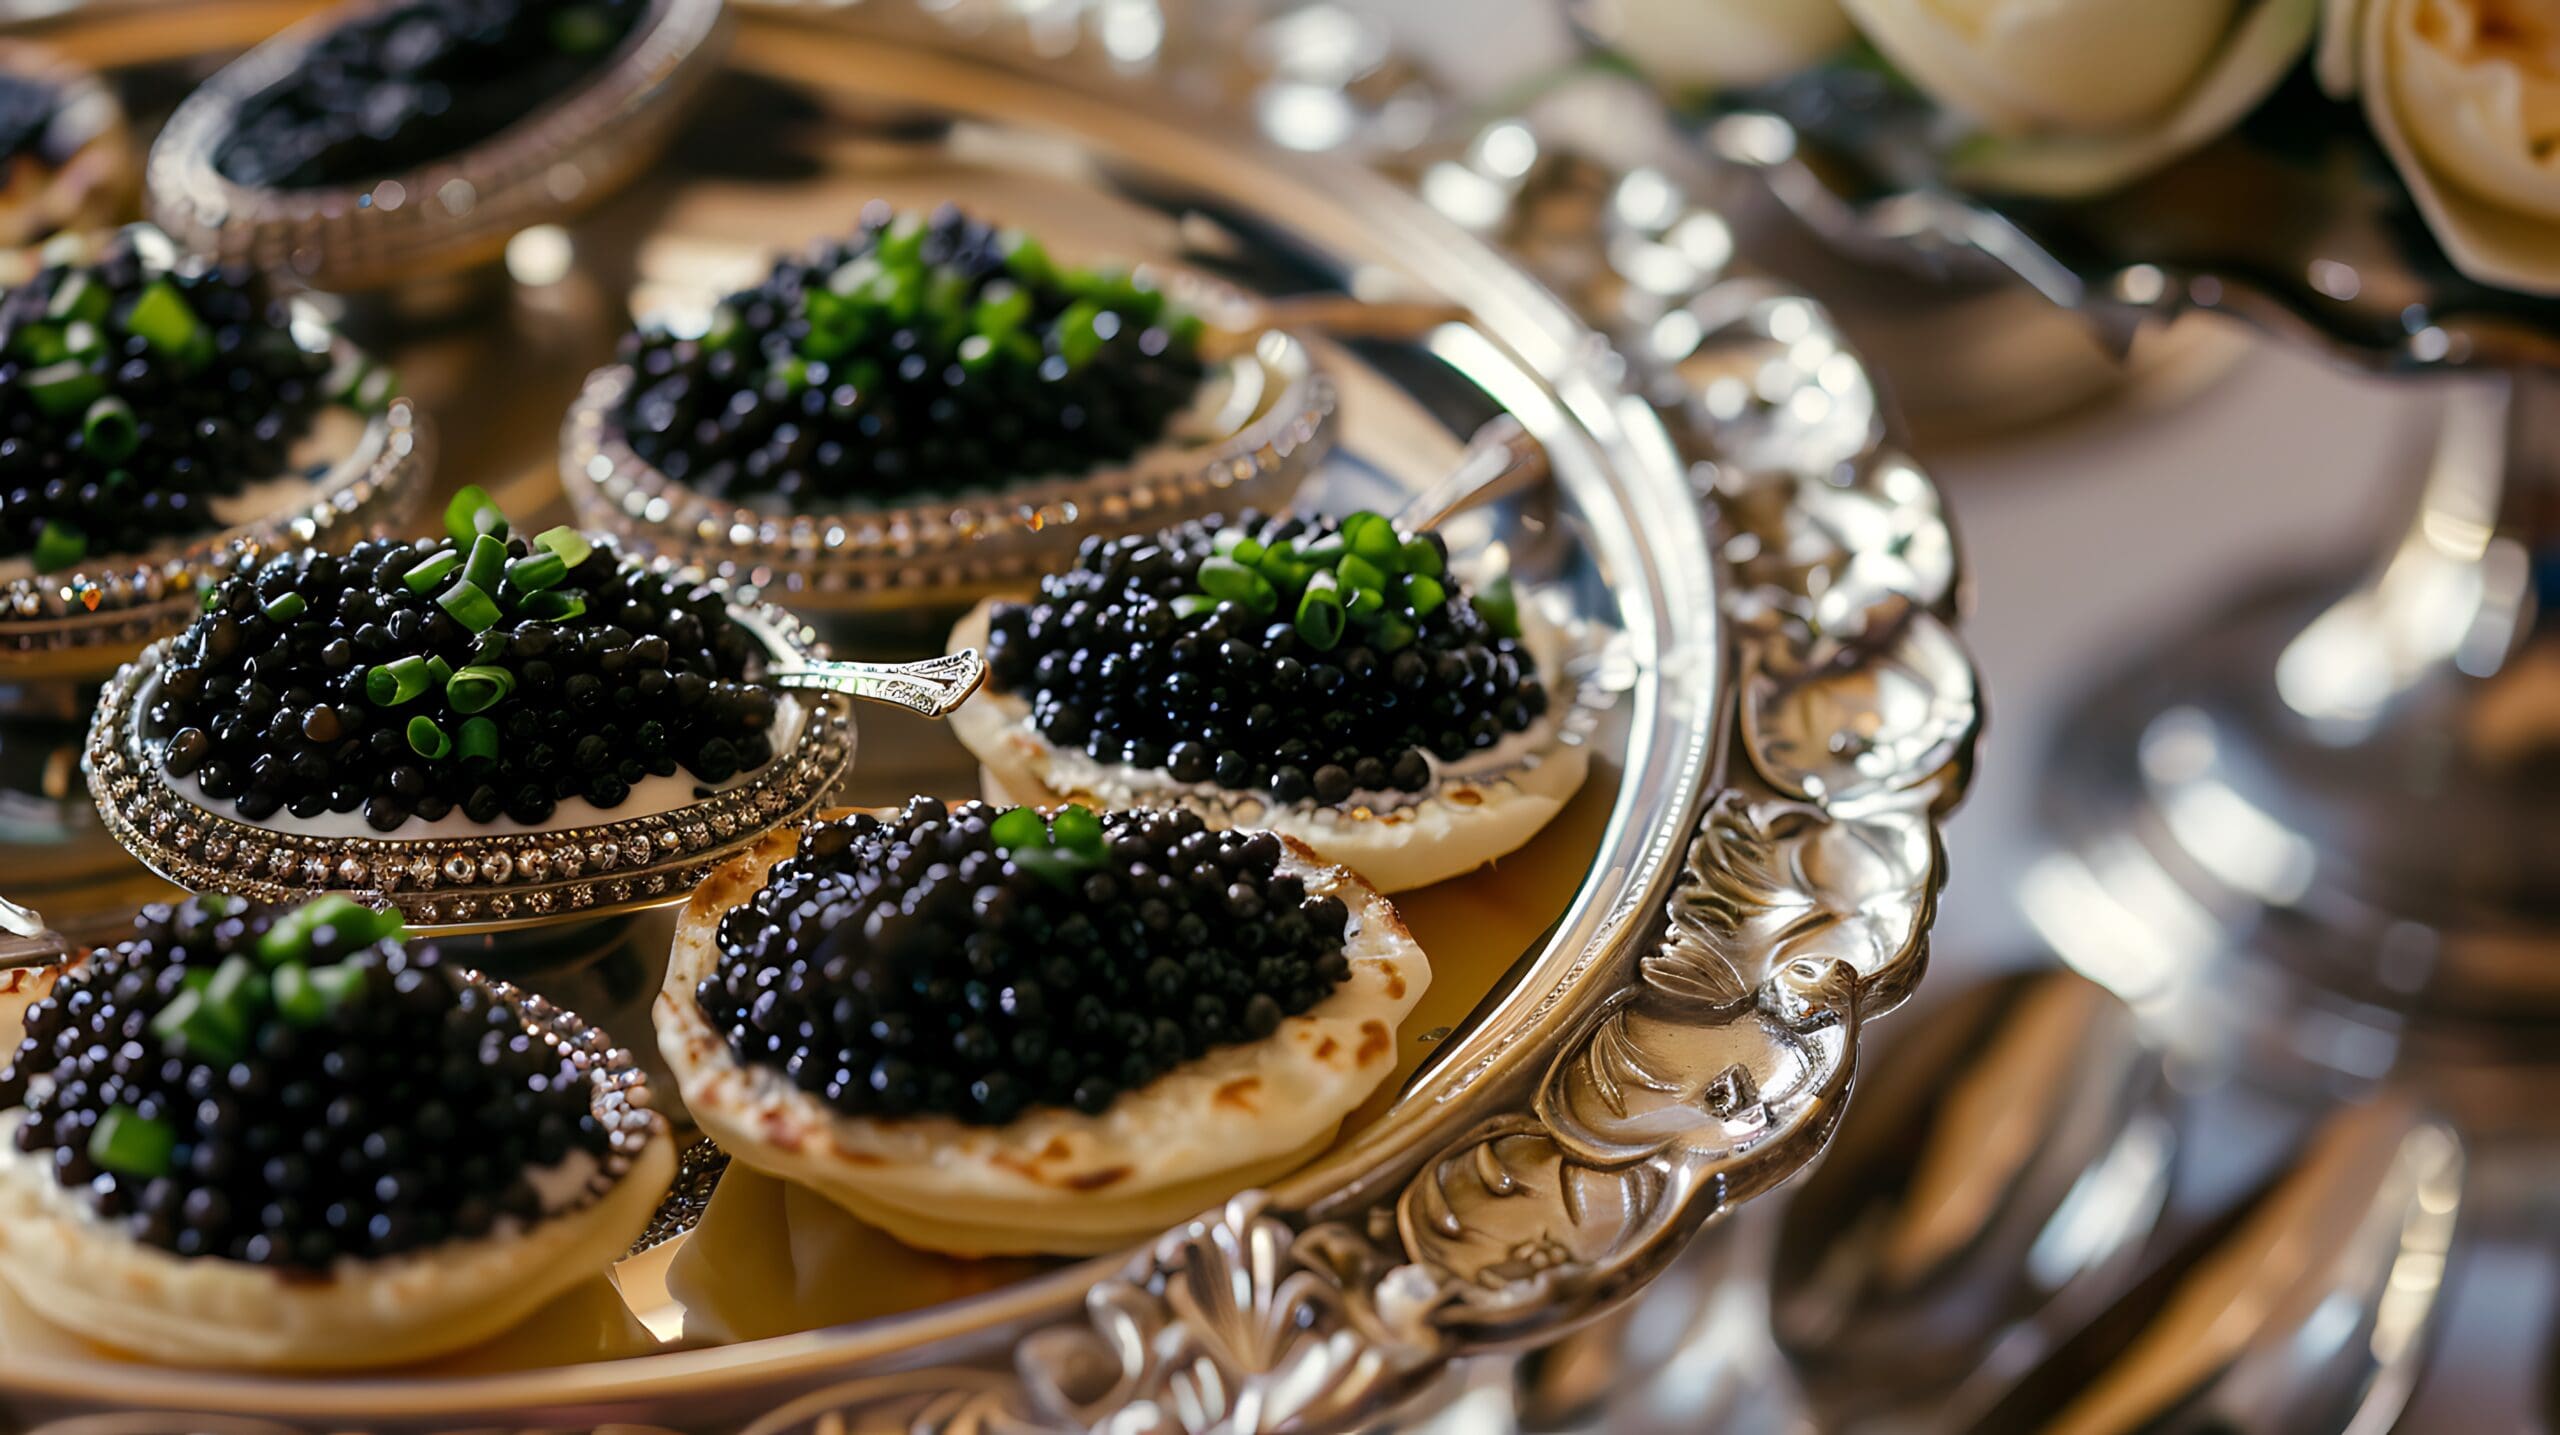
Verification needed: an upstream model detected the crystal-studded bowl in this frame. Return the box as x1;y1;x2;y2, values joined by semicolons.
560;281;1335;616
81;583;879;934
143;0;731;292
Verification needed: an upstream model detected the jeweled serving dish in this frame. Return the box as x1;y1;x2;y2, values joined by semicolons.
0;2;1978;1428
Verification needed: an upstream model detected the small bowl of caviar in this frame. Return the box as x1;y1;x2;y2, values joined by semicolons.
83;490;983;932
561;204;1336;616
0;224;426;678
145;0;730;293
0;41;135;249
0;891;673;1368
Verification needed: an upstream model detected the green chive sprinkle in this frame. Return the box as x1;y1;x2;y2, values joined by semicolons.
407;715;451;759
1373;612;1417;652
534;525;591;568
1404;574;1447;617
309;962;367;1007
1345;585;1385;623
1170;594;1218;620
438;580;500;632
31;519;85;574
123;280;204;365
25;359;103;416
505;552;567;593
366;654;433;706
1295;579;1346;650
206;952;264;1016
148;989;243;1063
444;485;507;544
1401;537;1446;579
401;550;462;593
989;806;1048;853
445;664;516;714
272;961;328;1026
46;272;105;325
461;532;506;593
1050;803;1104;856
457;715;500;763
81;396;137;461
1343;512;1402;567
1475;574;1522;638
1196;556;1276;614
1336;553;1389;594
88;1105;175;1178
263;592;307;621
522;589;586;623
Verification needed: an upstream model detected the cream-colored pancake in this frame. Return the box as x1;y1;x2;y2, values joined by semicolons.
656;815;1429;1257
0;955;674;1369
945;598;1588;892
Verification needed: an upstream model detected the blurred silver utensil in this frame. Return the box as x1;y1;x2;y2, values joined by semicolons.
0;898;69;970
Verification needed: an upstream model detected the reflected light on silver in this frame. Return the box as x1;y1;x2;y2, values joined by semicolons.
505;224;575;287
1255;83;1357;152
2141;707;2318;906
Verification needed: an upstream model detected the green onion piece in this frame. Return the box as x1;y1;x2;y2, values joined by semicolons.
123;280;204;364
309;962;368;1007
973;282;1032;338
1196;557;1276;614
444;485;507;544
1336;553;1389;594
1475;574;1522;638
1346;586;1385;623
702;304;742;351
407;715;451;759
25;359;104;415
999;230;1054;286
522;588;587;623
366;654;433;706
62;321;104;359
206;952;265;1016
1404;574;1447;617
1300;536;1346;566
1170;594;1218;620
1401;537;1446;579
11;321;66;364
46;272;106;325
445;664;517;714
990;806;1048;853
1009;846;1088;890
1295;578;1346;650
438;580;500;632
423;655;454;688
253;894;372;965
505;552;567;594
79;396;138;461
1342;512;1403;568
88;1105;176;1178
401;550;461;593
461;532;506;593
272;961;328;1026
31;520;85;574
1211;527;1249;556
1055;300;1106;368
263;592;307;622
1373;612;1417;652
200;584;222;613
548;3;613;53
1050;804;1104;857
148;989;243;1062
457;715;500;763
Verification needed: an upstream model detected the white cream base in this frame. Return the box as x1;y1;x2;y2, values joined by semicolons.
946;598;1590;893
655;819;1429;1257
0;1108;673;1369
147;677;807;841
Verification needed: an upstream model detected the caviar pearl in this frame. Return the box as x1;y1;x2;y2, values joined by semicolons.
701;800;1354;1124
0;895;610;1267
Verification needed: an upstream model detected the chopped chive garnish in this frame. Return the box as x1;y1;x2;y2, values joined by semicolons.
149;989;243;1062
77;395;136;462
461;532;506;593
443;485;507;544
1344;585;1385;623
424;655;453;687
88;1105;175;1178
401;550;461;592
272;961;327;1026
46;272;105;324
123;280;204;366
1373;612;1417;652
1295;580;1346;650
438;579;500;632
1196;557;1276;614
1050;803;1104;856
309;962;367;1007
534;526;591;568
522;588;586;622
989;806;1047;852
445;664;516;714
1404;574;1446;617
1475;574;1521;639
504;552;567;593
407;715;451;759
1335;553;1388;593
1170;594;1218;620
263;592;307;621
31;519;86;574
25;359;103;415
1401;537;1445;579
366;654;433;706
1342;511;1402;568
206;952;264;1018
457;715;500;763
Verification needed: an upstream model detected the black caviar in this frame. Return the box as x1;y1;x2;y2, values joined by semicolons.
612;204;1208;510
150;504;775;832
0;227;336;569
0;894;611;1267
213;0;646;190
703;799;1354;1125
983;511;1547;805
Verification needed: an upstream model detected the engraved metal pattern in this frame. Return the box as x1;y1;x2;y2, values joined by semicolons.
558;321;1336;614
146;0;732;291
81;584;859;933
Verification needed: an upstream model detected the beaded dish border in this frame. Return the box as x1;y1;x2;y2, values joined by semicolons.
481;968;666;1204
559;318;1336;614
0;374;429;675
83;587;859;933
144;0;732;291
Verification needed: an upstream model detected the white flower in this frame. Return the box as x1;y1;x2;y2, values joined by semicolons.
1593;0;1855;90
2381;0;2560;219
1841;0;2320;194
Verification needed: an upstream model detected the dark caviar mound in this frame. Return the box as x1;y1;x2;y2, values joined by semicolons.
611;203;1208;510
703;799;1355;1124
151;494;776;831
0;894;612;1267
0;227;336;569
213;0;646;191
982;510;1547;805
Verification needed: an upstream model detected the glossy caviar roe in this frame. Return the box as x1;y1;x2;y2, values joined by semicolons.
151;531;776;831
612;203;1208;510
982;511;1548;804
703;799;1354;1125
0;894;611;1268
0;227;333;569
213;0;645;190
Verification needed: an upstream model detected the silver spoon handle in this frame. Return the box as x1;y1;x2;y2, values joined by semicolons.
1397;415;1551;532
0;898;68;970
766;648;988;719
